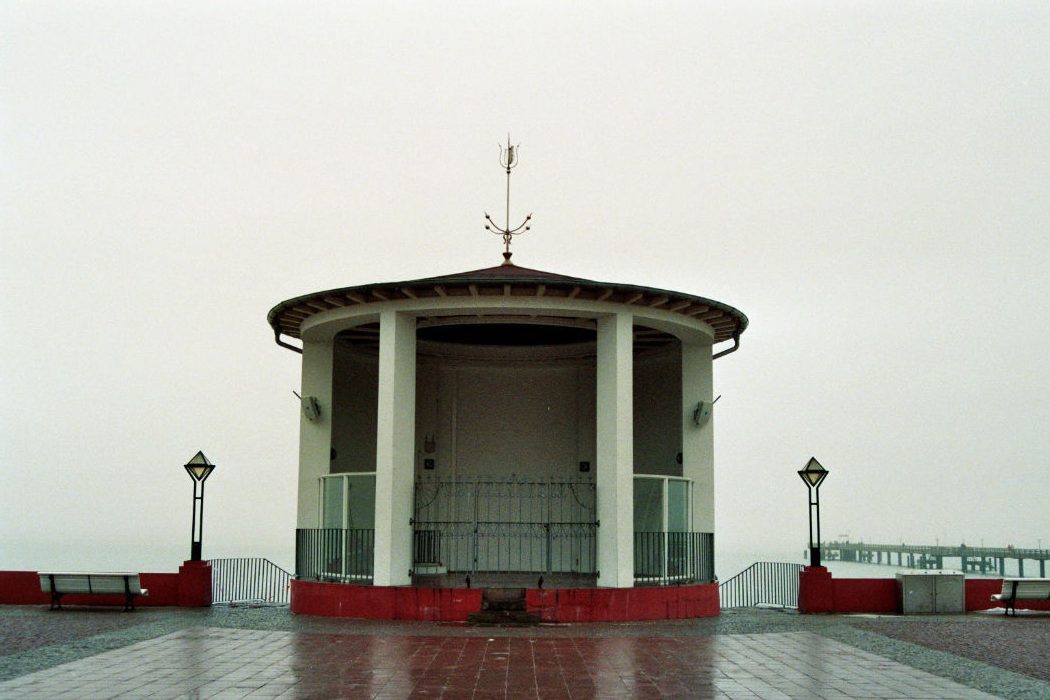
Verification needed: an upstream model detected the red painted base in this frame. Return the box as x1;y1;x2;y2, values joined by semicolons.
797;567;836;614
0;565;206;608
177;560;213;607
528;583;720;621
290;580;482;620
798;569;1050;614
290;579;721;621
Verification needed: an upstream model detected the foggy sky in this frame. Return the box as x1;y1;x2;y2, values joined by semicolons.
2;1;1048;572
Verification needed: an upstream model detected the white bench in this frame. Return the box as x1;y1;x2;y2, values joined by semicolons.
991;578;1050;615
39;572;148;611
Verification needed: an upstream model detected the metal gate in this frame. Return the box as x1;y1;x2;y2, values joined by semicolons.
412;474;596;574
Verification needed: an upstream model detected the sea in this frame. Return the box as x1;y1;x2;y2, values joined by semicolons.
0;541;1008;580
0;540;294;576
716;548;1006;582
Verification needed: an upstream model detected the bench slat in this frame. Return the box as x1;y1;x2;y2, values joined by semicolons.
992;578;1050;614
995;579;1050;600
1012;582;1050;599
40;574;145;594
39;573;148;611
88;578;134;595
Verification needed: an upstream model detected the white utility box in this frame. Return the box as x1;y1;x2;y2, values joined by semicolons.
896;570;965;614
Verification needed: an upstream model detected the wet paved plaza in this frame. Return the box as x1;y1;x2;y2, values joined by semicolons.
1;606;1047;699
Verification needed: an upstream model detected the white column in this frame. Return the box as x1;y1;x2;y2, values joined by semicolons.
373;310;416;586
681;340;714;533
596;312;634;587
297;340;334;528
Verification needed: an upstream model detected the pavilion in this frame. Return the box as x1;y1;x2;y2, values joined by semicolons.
268;144;746;618
269;254;745;599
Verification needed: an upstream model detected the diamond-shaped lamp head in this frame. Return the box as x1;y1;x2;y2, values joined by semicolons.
797;456;828;489
184;450;215;483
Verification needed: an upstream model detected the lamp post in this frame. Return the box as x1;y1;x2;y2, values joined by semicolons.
798;457;828;568
184;451;216;561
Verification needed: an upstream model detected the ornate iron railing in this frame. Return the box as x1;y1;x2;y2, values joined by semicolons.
633;532;715;585
210;558;291;605
719;561;804;609
296;528;374;582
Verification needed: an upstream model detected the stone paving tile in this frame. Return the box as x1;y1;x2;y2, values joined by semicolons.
3;606;1050;698
0;627;1009;700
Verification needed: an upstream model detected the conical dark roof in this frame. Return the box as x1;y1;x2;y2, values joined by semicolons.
268;263;747;345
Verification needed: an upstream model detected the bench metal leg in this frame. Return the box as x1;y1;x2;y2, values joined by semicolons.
48;574;62;610
123;576;135;612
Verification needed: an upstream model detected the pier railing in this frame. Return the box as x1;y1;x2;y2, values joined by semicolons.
296;528;375;583
824;541;1049;559
823;540;1049;577
719;562;804;609
210;558;291;605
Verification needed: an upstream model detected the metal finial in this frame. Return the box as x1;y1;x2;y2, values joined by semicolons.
485;135;531;265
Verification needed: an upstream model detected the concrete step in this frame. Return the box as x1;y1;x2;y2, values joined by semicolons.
481;587;526;612
467;609;541;625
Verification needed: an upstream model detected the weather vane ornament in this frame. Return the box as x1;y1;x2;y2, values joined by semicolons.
485;135;531;265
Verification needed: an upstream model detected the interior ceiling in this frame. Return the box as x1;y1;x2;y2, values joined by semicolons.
418;323;594;346
335;319;677;355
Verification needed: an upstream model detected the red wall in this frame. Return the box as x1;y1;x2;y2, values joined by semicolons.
799;568;1050;614
291;580;482;620
797;567;835;613
0;564;209;608
0;572;51;605
6;567;720;620
966;578;1004;612
526;583;720;622
831;577;898;613
176;561;212;607
967;578;1050;612
290;580;721;621
141;573;180;604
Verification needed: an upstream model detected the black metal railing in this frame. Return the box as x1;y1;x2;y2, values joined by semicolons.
296;528;375;583
719;561;804;609
413;475;597;575
634;532;714;585
210;558;291;605
410;522;598;575
414;529;441;564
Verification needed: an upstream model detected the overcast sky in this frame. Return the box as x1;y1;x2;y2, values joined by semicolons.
2;1;1048;574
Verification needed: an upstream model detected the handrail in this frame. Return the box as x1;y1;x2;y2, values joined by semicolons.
719;561;803;609
210;557;291;605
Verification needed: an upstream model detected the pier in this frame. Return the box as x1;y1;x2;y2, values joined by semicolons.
822;541;1050;577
